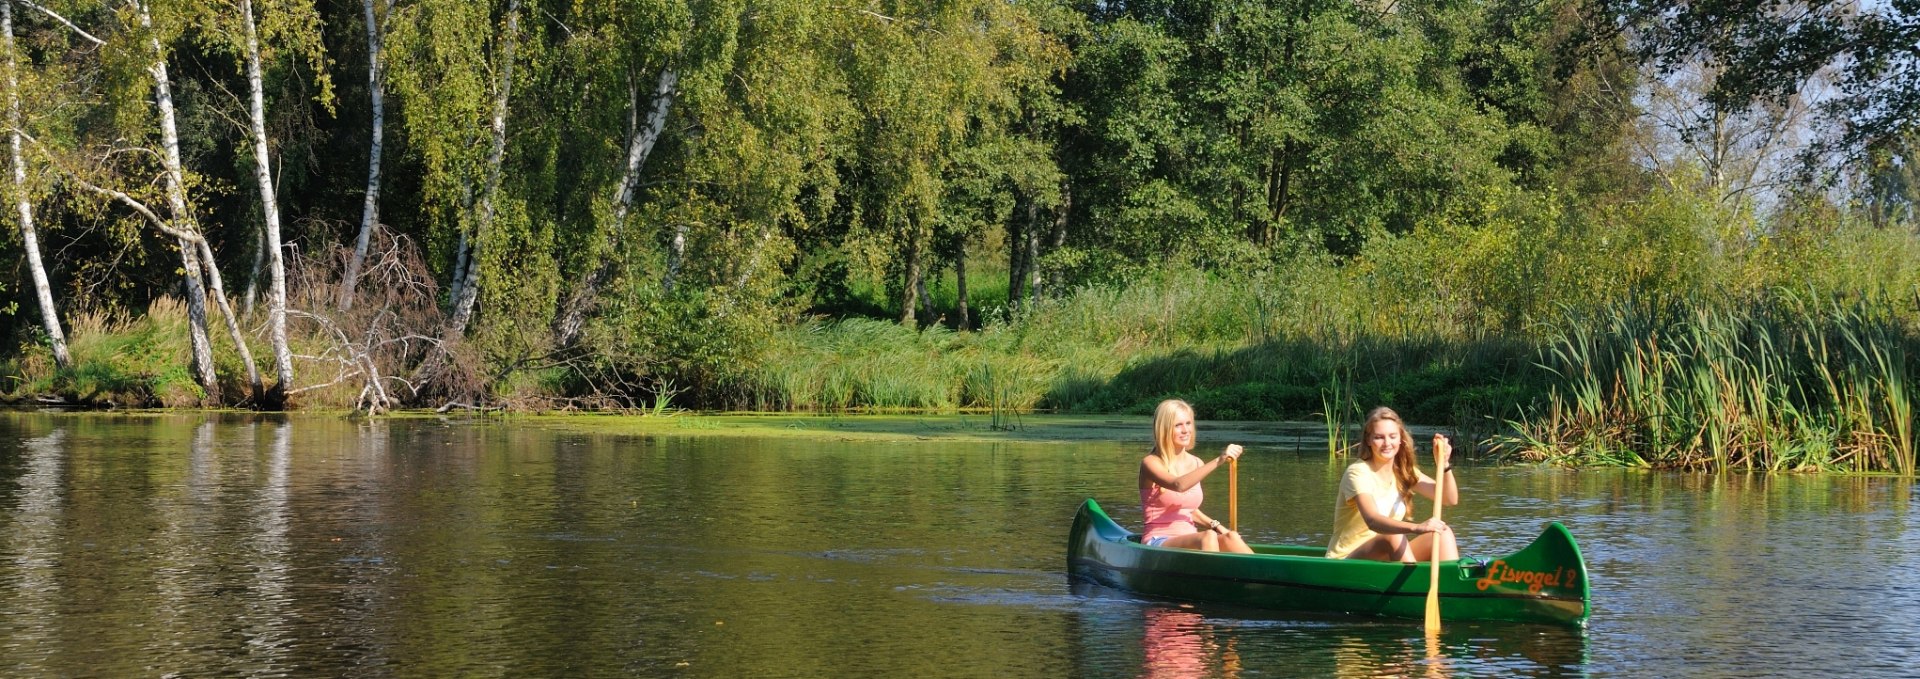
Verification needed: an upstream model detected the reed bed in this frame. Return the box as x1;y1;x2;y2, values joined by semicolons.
1503;296;1919;474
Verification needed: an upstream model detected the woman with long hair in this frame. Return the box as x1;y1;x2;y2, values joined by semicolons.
1326;406;1459;561
1137;399;1253;553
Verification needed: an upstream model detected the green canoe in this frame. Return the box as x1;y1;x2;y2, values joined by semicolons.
1068;499;1591;626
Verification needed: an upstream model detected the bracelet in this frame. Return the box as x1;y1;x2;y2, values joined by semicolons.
1444;465;1453;473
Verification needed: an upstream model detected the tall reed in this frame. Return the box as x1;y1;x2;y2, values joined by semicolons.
1506;293;1920;474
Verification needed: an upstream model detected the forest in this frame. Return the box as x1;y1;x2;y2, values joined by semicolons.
2;0;1917;471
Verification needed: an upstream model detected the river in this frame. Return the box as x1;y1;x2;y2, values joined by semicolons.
0;412;1912;677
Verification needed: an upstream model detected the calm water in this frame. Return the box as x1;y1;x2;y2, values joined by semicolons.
0;412;1913;677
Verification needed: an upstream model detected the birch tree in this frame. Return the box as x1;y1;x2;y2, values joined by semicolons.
3;0;70;368
216;0;329;403
836;0;1065;325
387;0;523;345
547;0;695;348
338;0;392;312
23;0;237;398
443;0;519;339
139;0;224;397
33;0;278;401
551;66;676;348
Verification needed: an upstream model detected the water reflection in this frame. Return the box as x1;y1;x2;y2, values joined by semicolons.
242;421;293;667
5;428;64;670
1068;577;1592;677
1141;606;1234;679
0;413;1911;677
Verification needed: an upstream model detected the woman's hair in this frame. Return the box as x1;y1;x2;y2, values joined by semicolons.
1152;399;1195;463
1360;406;1419;510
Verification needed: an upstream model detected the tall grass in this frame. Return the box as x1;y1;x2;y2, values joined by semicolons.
1503;294;1920;474
7;298;205;407
736;269;1540;427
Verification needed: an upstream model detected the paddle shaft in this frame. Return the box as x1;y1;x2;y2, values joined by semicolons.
1229;457;1238;533
1425;451;1445;633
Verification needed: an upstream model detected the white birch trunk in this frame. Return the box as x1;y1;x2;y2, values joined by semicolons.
196;237;264;399
176;238;220;398
137;0;219;400
240;0;293;400
3;0;69;368
552;67;676;347
444;0;520;339
340;0;389;311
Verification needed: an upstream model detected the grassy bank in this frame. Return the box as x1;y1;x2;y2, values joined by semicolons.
738;270;1541;430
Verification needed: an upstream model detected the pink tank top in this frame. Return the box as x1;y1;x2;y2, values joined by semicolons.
1141;458;1204;540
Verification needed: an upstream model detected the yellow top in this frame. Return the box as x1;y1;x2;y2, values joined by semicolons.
1326;461;1408;558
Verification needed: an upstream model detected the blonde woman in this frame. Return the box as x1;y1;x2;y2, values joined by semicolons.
1326;406;1459;561
1137;399;1252;553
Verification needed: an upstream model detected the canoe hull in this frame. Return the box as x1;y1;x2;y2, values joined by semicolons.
1067;499;1591;626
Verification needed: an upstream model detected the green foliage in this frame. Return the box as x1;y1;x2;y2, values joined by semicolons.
1611;0;1920;154
7;0;1918;480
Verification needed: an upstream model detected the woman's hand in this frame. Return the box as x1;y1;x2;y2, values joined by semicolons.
1220;444;1244;463
1413;518;1450;535
1431;434;1451;469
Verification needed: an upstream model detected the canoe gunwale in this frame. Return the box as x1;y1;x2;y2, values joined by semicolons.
1070;556;1587;603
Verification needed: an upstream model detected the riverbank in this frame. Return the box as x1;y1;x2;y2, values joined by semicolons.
7;220;1919;474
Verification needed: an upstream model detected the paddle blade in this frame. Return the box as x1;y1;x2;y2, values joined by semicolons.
1425;579;1442;632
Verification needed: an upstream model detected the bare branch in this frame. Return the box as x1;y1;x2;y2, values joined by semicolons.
15;0;104;46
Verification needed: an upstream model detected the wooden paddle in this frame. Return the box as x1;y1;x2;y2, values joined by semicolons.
1425;435;1447;634
1229;456;1238;533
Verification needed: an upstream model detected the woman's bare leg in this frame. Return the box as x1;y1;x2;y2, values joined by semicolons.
1348;533;1413;562
1157;532;1216;552
1219;530;1254;554
1408;531;1459;561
